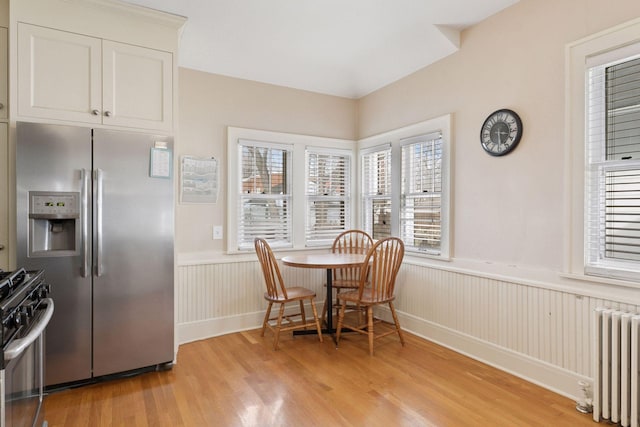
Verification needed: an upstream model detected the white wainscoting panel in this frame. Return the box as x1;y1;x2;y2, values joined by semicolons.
177;260;325;343
176;258;639;400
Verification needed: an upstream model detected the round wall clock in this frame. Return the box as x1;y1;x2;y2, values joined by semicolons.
480;109;523;156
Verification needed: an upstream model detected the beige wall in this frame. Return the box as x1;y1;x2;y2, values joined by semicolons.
177;0;640;272
176;70;357;255
358;0;640;271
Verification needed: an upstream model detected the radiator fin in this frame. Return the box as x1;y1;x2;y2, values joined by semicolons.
594;308;640;426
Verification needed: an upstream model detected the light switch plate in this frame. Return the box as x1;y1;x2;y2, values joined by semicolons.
213;225;223;240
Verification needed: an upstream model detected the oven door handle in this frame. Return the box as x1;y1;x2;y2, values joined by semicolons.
4;298;54;361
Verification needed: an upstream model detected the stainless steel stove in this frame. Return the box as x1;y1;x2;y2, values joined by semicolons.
0;269;53;427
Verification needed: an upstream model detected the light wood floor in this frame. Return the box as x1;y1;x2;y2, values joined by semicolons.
45;325;594;426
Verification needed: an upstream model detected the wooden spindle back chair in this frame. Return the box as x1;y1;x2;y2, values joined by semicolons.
321;230;373;325
254;238;323;350
336;236;405;355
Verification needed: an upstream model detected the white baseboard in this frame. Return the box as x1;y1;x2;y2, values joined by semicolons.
177;303;318;345
178;311;264;344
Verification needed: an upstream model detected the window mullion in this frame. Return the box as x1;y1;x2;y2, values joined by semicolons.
361;146;392;239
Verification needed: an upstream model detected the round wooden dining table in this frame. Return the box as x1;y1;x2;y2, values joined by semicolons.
281;253;366;338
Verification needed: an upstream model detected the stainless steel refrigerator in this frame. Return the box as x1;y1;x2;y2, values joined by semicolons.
16;122;174;387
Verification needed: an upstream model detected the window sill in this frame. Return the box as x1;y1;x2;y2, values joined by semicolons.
558;272;640;290
404;250;450;262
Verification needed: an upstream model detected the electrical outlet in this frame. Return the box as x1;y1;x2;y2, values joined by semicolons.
213;226;223;240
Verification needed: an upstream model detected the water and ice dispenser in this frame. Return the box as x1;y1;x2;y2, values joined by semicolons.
28;191;80;257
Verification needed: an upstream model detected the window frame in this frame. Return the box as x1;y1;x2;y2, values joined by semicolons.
399;132;444;255
358;114;452;260
236;139;293;251
566;17;640;286
305;146;353;247
585;48;640;281
227;127;356;253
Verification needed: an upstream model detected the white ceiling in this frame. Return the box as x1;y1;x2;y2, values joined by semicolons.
123;0;519;99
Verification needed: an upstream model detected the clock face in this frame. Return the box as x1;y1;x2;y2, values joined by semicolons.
480;109;523;156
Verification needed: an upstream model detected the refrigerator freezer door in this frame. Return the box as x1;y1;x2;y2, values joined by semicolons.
92;129;174;376
16;122;93;386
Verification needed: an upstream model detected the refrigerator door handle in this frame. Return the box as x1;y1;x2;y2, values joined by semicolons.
81;169;90;278
96;168;104;277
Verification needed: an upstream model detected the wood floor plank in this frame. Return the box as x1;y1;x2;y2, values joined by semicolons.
45;328;593;426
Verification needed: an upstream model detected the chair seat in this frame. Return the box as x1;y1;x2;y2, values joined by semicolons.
335;279;361;288
337;289;395;305
325;279;361;289
264;286;316;302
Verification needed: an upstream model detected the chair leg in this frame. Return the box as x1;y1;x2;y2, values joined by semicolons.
309;298;323;343
273;304;286;350
356;303;363;325
299;300;307;329
336;300;347;346
261;302;273;337
320;290;330;327
389;301;405;346
333;290;343;325
367;306;374;356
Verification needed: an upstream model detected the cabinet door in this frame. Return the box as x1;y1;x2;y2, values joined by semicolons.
0;123;7;270
17;24;102;124
0;27;7;120
102;41;173;132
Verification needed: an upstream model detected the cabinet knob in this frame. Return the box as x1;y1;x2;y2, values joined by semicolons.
104;111;112;117
92;109;100;116
0;244;4;251
0;103;4;110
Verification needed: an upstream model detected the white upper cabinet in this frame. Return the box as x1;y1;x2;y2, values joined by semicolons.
102;40;172;131
18;24;102;125
17;23;173;132
0;27;7;120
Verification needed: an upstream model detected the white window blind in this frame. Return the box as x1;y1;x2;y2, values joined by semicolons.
400;132;442;254
305;149;351;245
586;52;640;280
361;146;392;240
237;140;292;250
